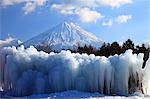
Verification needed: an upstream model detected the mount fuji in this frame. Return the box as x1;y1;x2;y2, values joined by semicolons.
24;22;104;51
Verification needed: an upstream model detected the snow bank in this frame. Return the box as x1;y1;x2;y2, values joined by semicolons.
0;37;22;48
0;45;150;96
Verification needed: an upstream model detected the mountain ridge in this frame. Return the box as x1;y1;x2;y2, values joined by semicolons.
24;22;104;51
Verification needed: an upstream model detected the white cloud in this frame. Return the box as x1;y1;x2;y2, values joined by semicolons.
22;2;36;15
1;0;21;6
58;0;133;8
1;0;46;6
51;4;76;15
1;0;46;14
51;4;104;23
50;0;133;23
116;15;132;24
1;0;134;23
36;0;45;6
97;0;132;8
72;0;98;8
75;8;104;23
22;0;45;15
102;19;113;26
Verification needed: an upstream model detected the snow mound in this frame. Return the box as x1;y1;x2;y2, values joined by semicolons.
24;22;103;51
0;37;22;48
0;45;150;96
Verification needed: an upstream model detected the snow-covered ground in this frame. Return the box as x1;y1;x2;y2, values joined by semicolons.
1;90;150;99
27;91;150;99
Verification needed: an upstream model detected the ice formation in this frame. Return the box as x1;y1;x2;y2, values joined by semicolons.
0;45;150;96
144;40;150;48
143;59;150;95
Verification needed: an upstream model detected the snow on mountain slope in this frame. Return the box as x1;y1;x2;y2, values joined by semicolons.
0;37;22;48
24;22;104;51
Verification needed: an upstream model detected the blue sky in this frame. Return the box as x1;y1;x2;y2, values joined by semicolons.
0;0;150;43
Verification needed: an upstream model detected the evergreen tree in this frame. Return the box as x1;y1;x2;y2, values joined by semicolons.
95;43;111;57
122;39;135;53
110;42;122;55
88;45;96;54
77;44;96;55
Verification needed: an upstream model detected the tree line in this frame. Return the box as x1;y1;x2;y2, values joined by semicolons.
36;39;150;68
75;39;150;68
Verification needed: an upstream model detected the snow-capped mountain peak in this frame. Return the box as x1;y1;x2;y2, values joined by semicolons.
65;22;98;41
24;22;103;51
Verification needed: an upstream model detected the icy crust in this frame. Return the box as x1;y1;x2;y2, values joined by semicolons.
0;45;150;96
24;22;103;51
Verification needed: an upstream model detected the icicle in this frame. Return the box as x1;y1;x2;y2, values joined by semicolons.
1;46;149;96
